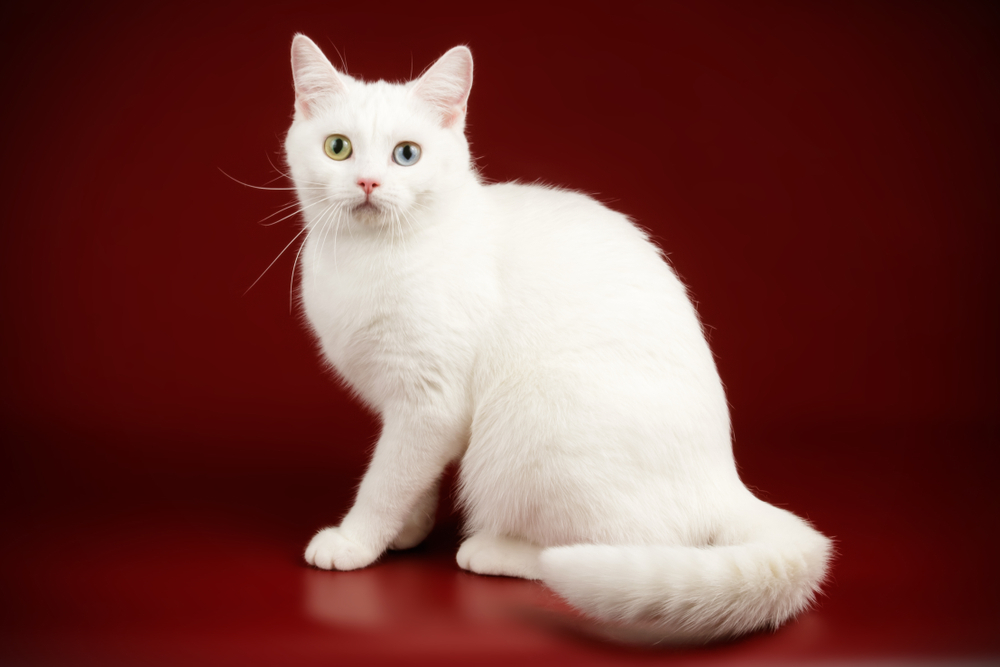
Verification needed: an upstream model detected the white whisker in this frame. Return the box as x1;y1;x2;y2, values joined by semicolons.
245;226;309;295
288;224;311;312
400;206;419;235
260;199;303;224
311;200;345;287
263;153;330;188
331;202;346;277
221;168;324;191
316;202;338;267
261;194;333;227
308;203;335;281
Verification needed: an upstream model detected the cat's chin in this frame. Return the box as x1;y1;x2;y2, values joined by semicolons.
351;201;384;223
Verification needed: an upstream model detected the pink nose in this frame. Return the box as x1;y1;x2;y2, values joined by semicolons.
358;178;379;196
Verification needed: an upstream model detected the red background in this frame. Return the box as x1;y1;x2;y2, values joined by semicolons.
2;1;998;665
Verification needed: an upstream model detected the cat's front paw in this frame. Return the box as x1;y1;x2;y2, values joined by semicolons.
305;527;379;571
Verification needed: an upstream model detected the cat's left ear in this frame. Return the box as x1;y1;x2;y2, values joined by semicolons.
412;46;473;129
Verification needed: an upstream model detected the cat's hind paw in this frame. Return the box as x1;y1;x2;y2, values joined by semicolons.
457;533;543;580
305;527;379;571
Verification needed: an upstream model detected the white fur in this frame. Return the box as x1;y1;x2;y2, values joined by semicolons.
284;34;831;643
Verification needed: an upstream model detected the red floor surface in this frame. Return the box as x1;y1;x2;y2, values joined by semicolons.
3;424;998;665
1;1;998;665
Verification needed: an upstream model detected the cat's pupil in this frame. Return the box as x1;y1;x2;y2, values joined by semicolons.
333;138;343;154
402;145;412;160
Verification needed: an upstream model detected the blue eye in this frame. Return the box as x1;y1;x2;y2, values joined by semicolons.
393;142;421;166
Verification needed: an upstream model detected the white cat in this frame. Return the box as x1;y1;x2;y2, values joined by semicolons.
284;34;831;643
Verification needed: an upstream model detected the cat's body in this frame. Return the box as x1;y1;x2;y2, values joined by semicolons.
285;35;831;642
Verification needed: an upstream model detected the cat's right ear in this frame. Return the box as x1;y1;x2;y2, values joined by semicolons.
291;34;347;119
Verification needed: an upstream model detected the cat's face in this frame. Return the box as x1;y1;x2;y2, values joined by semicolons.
284;36;474;233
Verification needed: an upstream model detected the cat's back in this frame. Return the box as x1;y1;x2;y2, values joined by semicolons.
479;181;699;342
468;181;720;406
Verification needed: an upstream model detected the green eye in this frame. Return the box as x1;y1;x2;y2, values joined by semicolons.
393;142;421;166
324;134;352;160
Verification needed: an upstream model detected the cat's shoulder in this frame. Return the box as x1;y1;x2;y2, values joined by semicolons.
481;181;621;233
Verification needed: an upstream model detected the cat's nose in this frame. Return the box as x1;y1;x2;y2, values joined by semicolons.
357;178;380;196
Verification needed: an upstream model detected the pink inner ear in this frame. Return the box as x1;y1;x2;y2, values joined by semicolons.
413;47;473;128
440;104;468;129
291;35;345;118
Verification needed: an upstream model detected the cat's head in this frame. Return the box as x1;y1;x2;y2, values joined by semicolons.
284;35;475;232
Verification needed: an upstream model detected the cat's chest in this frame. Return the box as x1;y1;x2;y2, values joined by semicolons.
302;254;429;363
299;235;488;404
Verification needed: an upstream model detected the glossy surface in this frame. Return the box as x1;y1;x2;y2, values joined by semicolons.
3;426;998;665
1;1;997;665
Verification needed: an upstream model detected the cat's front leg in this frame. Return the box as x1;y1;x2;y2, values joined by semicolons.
390;479;440;550
305;411;462;571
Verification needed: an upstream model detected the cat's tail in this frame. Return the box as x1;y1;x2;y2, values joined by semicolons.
538;502;832;643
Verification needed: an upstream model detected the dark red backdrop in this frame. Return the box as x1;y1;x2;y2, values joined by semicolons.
1;2;997;665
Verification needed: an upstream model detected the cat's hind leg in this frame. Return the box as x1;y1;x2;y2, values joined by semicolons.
456;533;543;580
